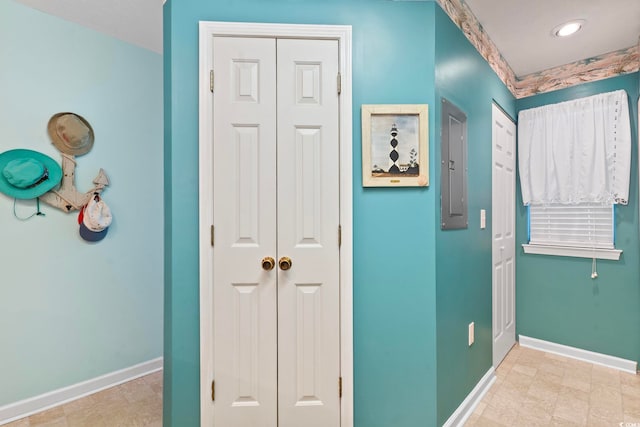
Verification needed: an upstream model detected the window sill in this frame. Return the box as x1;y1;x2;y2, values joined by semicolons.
522;244;622;260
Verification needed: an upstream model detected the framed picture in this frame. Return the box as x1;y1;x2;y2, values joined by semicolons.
361;104;429;187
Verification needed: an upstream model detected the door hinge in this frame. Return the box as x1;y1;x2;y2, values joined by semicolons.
339;377;342;398
211;225;215;247
338;225;342;247
211;380;215;401
337;72;342;95
210;70;214;93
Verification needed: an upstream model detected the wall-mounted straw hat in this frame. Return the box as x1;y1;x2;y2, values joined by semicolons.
47;112;94;156
0;149;62;199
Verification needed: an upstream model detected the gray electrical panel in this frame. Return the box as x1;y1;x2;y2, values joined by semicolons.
440;98;468;230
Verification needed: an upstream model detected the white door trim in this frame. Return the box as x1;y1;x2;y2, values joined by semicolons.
198;22;353;427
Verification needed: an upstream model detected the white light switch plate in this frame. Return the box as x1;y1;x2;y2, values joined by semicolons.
480;209;486;229
468;322;475;346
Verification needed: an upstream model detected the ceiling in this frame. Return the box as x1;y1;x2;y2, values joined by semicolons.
14;0;162;53
13;0;640;77
464;0;640;76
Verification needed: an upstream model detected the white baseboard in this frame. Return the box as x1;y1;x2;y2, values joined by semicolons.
442;367;496;427
0;357;163;425
519;335;637;374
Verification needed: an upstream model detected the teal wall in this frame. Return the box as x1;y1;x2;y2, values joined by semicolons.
0;1;164;408
433;7;515;425
164;0;440;425
515;73;640;363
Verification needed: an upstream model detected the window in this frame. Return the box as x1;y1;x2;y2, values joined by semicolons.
523;203;621;260
518;90;631;261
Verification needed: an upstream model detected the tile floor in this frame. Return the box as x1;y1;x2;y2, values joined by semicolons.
465;344;640;426
2;371;162;427
4;348;640;427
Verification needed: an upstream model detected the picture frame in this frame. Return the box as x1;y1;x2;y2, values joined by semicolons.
361;104;429;187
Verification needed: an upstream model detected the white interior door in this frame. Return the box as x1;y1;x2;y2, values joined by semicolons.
211;36;341;427
491;103;516;367
212;36;278;427
276;39;340;427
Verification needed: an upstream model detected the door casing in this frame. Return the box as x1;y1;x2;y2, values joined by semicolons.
198;22;353;427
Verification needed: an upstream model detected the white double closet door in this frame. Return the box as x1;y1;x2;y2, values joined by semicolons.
211;36;341;427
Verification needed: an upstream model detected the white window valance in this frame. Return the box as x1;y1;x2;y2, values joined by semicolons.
518;89;631;206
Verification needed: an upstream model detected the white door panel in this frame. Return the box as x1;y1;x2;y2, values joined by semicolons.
276;39;341;427
212;37;278;427
492;104;516;367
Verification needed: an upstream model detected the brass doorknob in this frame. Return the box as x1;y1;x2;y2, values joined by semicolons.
261;257;275;271
279;257;292;271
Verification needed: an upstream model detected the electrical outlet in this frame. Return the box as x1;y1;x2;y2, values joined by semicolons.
468;322;475;346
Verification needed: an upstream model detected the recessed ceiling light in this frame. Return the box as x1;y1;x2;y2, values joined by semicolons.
552;20;585;37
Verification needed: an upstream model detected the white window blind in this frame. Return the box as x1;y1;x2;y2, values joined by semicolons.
529;203;614;249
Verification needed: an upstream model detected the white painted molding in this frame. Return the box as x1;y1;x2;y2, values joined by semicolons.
519;335;637;374
0;358;163;425
522;244;622;261
442;367;496;427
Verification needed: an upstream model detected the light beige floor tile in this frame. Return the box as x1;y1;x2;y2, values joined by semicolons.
120;380;157;404
566;359;594;372
494;364;512;377
588;405;623;423
7;372;163;427
623;393;640;416
505;370;536;389
549;416;585;426
586;412;622;427
489;384;526;412
620;372;640;386
481;403;518;426
464;412;481;426
538;369;566;387
473;414;509;426
3;418;31;427
523;394;556;415
559;384;590;403
102;408;141;427
527;377;562;404
622;383;640;399
61;394;98;416
538;361;566;379
128;394;163;422
144;371;164;396
590;383;623;410
65;412;106;427
469;345;635;427
624;412;640;423
562;374;592;393
514;413;551;426
545;352;570;362
553;391;589;425
28;407;66;426
517;355;546;369
517;395;554;425
512;363;538;377
472;401;487;416
591;365;621;387
30;421;68;427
